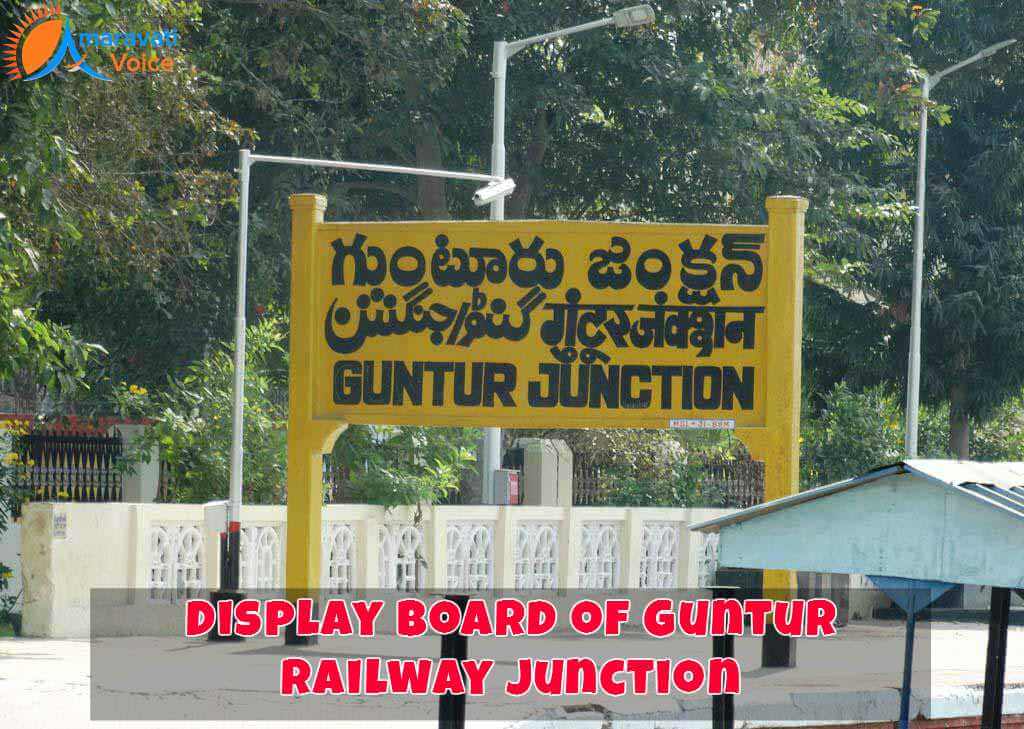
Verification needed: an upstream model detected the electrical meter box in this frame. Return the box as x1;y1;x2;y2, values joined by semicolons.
491;469;520;505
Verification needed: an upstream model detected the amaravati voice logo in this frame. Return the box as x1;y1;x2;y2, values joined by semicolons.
3;3;179;82
2;3;107;81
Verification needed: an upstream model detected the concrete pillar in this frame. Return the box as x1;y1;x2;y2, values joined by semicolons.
621;509;645;589
558;507;580;589
109;424;160;503
515;438;572;507
492;507;517;589
356;513;380;589
424;506;447;590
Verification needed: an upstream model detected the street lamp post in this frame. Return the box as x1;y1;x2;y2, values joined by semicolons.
221;151;514;594
482;4;656;501
903;38;1016;458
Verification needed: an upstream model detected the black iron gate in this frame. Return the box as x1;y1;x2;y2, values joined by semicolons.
11;428;124;514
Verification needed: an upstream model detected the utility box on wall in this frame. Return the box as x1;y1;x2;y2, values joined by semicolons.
513;438;573;507
491;469;520;505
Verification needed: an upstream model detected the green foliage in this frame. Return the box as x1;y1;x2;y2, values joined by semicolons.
800;382;949;488
0;0;249;402
973;392;1024;461
332;425;478;510
594;457;707;508
123;314;288;503
513;427;734;507
0;216;101;396
0;419;27;622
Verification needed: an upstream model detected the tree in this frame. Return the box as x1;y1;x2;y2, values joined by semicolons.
0;216;99;401
119;313;289;504
331;425;478;510
800;381;948;488
848;1;1024;457
0;0;248;407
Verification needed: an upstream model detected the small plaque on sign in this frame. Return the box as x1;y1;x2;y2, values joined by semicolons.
668;418;735;430
53;512;67;540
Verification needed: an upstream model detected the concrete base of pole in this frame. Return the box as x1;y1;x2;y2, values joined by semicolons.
285;601;320;646
207;590;246;642
762;625;797;668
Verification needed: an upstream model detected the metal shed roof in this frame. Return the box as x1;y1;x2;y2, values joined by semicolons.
691;459;1024;534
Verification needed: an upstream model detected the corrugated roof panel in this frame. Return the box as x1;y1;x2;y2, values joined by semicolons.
954;483;1024;519
903;460;1024;491
691;460;1024;533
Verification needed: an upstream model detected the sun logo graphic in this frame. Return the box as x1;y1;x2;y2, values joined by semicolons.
3;3;110;81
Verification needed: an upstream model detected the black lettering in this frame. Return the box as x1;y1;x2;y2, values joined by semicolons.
560;365;589;407
454;363;484;406
528;363;559;407
652;365;680;409
588;365;619;409
483;363;516;407
424;362;454;406
392;361;423;406
694;366;721;409
362;360;392;405
722;366;755;410
620;365;651;409
681;366;693;409
333;361;362;404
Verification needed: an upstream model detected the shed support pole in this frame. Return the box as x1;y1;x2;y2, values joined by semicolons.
712;585;736;729
981;586;1011;729
898;611;916;729
438;594;470;729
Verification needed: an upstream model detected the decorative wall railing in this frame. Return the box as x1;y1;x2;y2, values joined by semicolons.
12;428;123;514
132;504;732;603
20;502;734;636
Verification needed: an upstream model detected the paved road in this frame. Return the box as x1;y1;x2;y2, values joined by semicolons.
2;621;1024;728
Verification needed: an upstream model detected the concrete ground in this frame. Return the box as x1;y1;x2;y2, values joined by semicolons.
2;621;1024;728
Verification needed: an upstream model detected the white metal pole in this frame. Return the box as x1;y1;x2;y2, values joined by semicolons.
903;40;1016;458
483;40;509;501
904;80;928;458
226;148;251;589
223;150;512;589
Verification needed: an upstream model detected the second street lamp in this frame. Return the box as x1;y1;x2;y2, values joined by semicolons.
481;4;656;502
903;38;1016;458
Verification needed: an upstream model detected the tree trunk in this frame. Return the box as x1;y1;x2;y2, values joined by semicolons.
506;108;551;219
948;382;970;459
414;119;449;219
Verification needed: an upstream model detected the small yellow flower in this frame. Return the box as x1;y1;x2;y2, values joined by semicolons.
138;387;147;396
129;384;139;394
57;490;69;499
3;452;19;464
26;459;35;467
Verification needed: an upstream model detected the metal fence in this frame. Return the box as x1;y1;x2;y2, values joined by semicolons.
154;451;763;508
700;454;764;508
572;453;764;508
11;428;124;514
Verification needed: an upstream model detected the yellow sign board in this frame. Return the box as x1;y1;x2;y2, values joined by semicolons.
311;221;776;429
283;194;807;595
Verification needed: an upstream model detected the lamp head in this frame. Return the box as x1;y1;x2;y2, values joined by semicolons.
473;178;516;207
613;4;655;28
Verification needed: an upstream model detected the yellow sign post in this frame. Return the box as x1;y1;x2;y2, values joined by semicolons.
284;193;806;600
